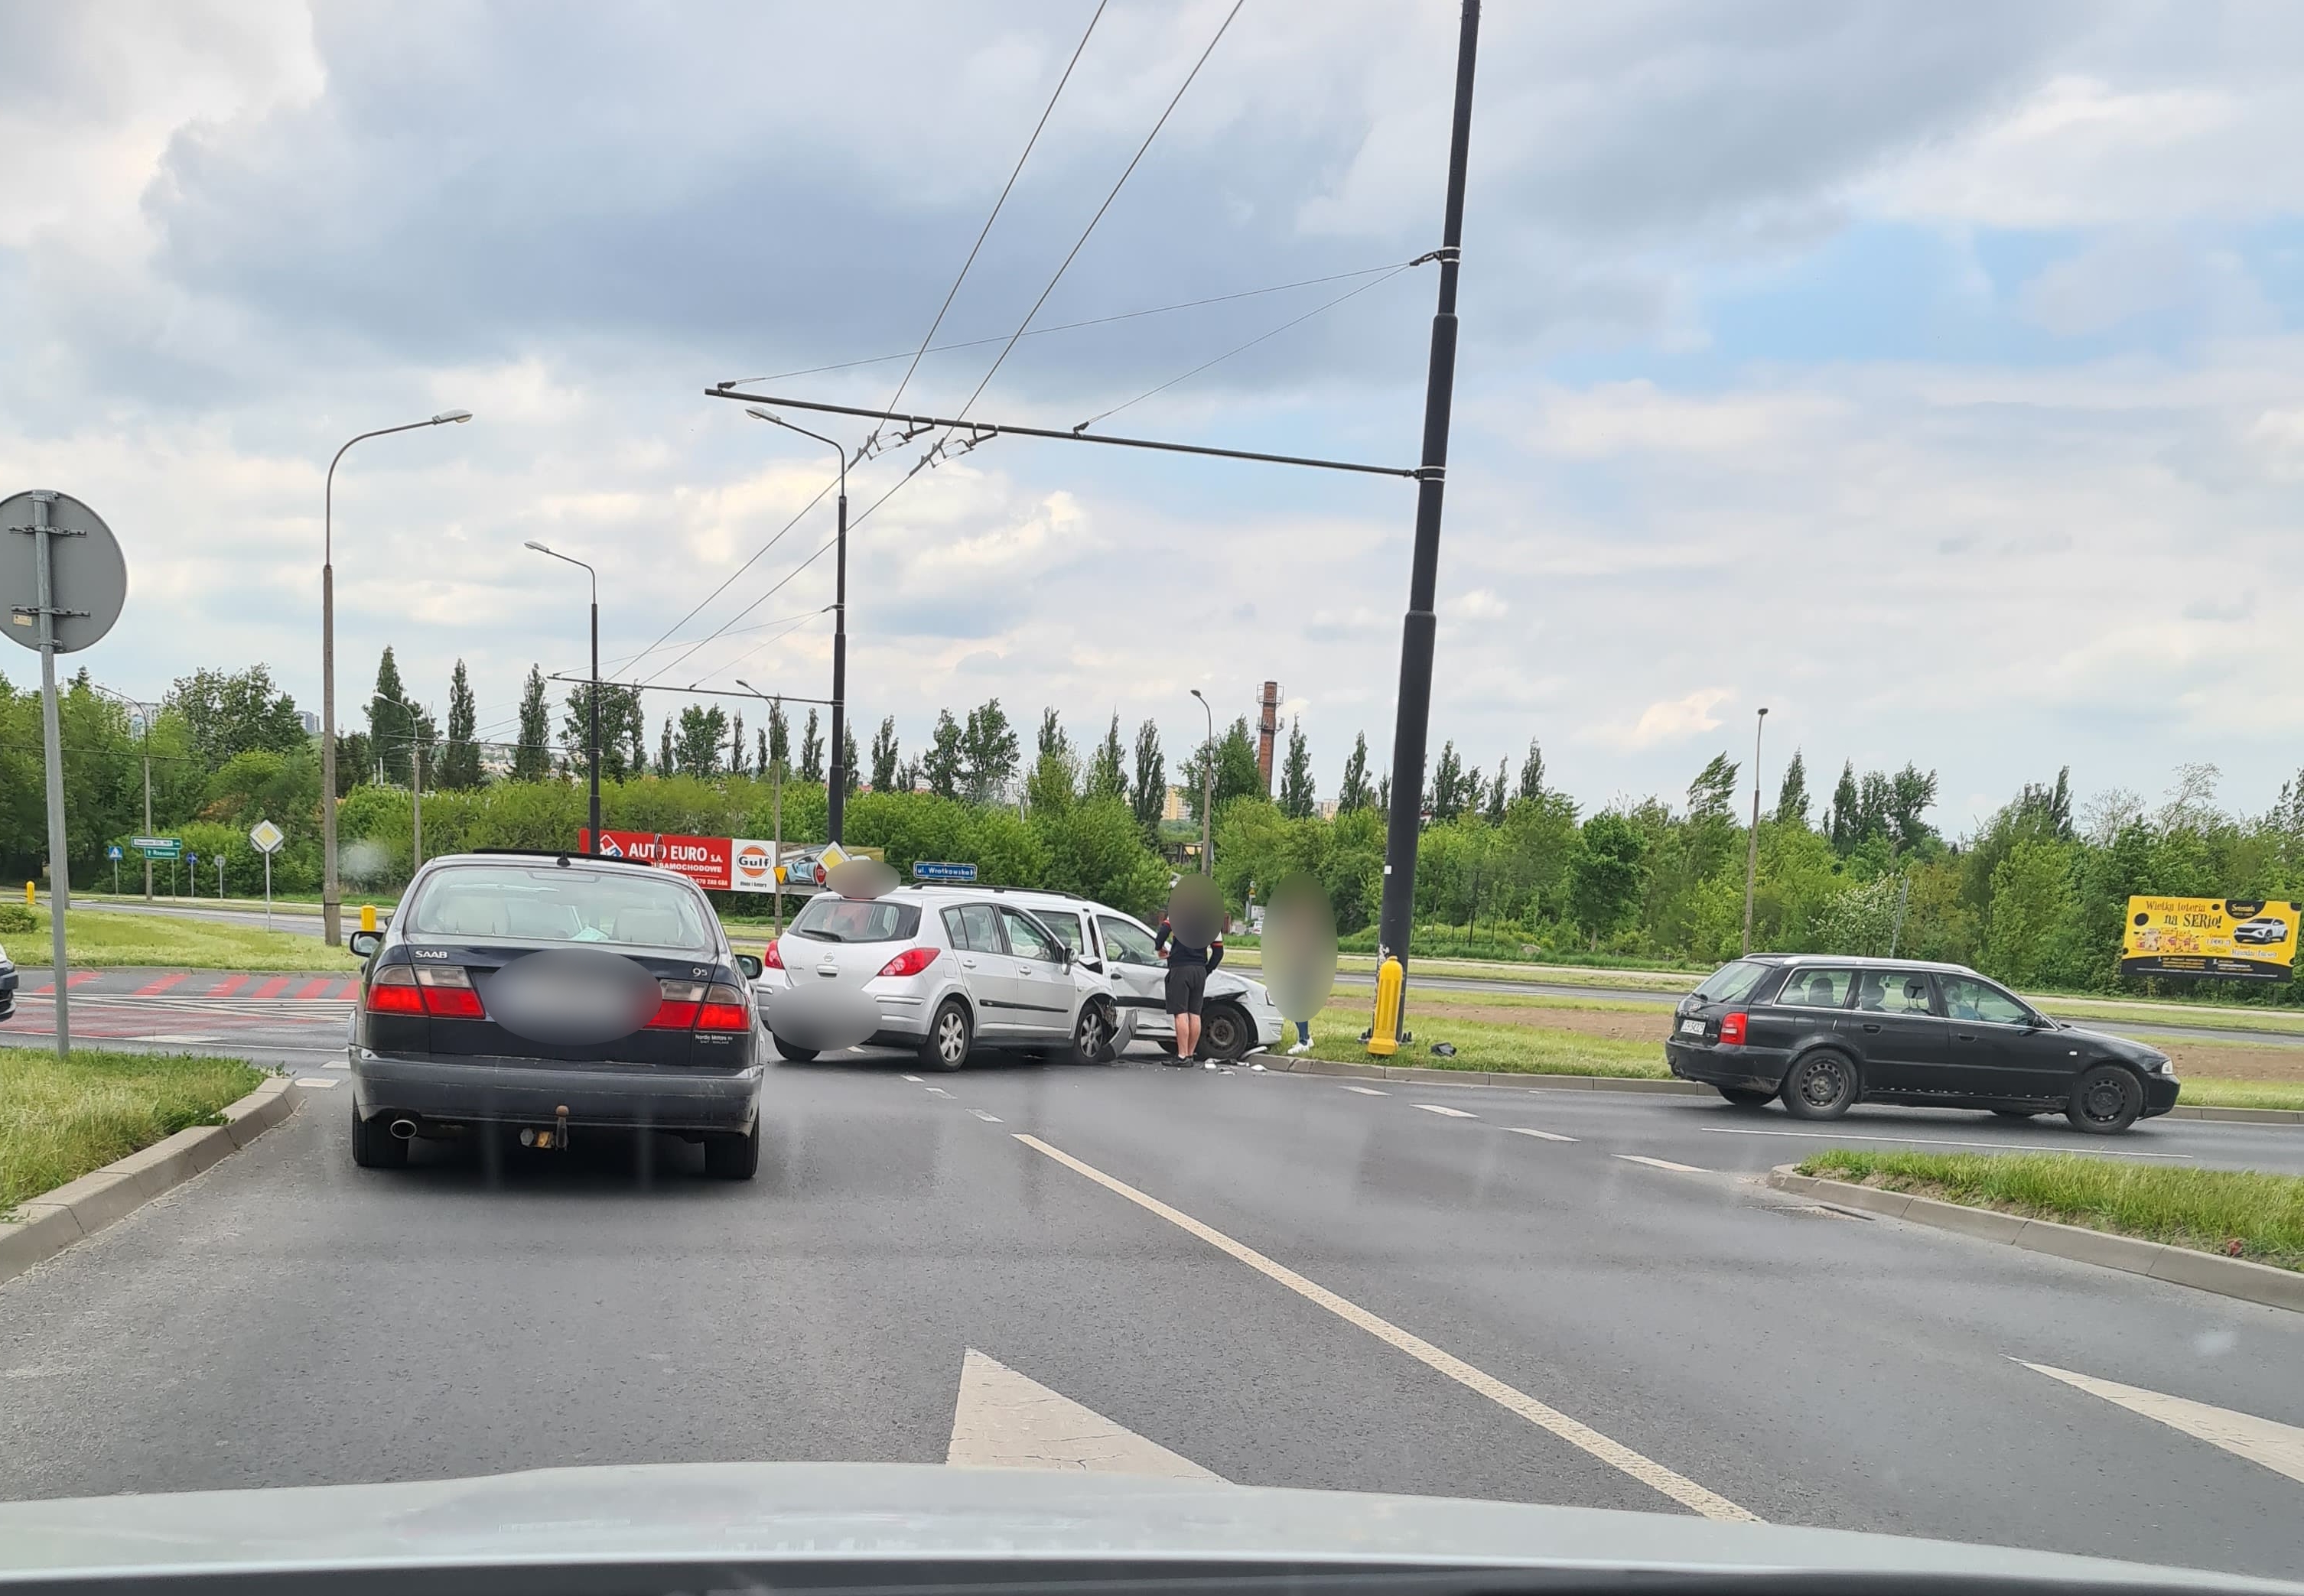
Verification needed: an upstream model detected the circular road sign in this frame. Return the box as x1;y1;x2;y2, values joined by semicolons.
0;490;127;655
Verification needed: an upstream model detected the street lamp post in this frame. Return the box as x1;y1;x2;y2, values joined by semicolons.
525;541;600;853
1189;688;1215;876
744;409;849;844
1741;706;1769;956
321;409;471;946
734;679;784;938
88;684;154;900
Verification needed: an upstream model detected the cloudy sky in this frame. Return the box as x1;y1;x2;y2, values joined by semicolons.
7;1;2303;831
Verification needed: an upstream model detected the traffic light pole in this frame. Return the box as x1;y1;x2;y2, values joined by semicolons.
1373;0;1480;1016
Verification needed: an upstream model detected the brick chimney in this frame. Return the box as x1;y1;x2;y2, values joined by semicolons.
1257;681;1281;792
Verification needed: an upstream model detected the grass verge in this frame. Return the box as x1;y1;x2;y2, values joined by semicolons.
1795;1149;2304;1272
1297;1006;1668;1078
0;1047;265;1212
2173;1078;2304;1111
9;909;361;971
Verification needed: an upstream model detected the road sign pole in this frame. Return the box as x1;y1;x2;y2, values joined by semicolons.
264;852;272;931
30;495;72;1058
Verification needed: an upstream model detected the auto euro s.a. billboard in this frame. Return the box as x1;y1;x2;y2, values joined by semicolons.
578;831;882;895
2122;896;2302;980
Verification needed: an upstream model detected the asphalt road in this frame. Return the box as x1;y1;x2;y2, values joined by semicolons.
2;1028;2301;1581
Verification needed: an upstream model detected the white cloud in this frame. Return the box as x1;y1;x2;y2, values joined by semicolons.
1591;690;1733;751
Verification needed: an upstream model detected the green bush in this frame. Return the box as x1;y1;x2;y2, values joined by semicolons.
0;902;33;934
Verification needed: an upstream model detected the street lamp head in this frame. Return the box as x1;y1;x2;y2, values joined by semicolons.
431;409;473;425
522;540;552;554
745;408;781;425
1190;688;1206;702
1758;706;1769;719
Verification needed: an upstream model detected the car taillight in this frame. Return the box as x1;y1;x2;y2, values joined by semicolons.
414;964;485;1019
366;964;424;1015
1720;1011;1748;1045
647;979;708;1029
695;982;750;1032
877;947;938;978
762;940;785;970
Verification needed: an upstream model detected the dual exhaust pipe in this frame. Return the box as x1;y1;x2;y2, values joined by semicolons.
385;1104;571;1147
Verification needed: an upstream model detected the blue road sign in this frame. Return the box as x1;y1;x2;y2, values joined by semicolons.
912;860;978;883
106;845;122;860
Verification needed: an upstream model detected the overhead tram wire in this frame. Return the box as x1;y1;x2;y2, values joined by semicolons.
654;2;1106;692
876;0;1108;421
719;259;1424;388
674;1;1245;691
1070;260;1420;434
949;0;1248;426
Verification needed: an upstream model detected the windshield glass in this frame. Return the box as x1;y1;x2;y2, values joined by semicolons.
405;865;716;951
788;896;923;943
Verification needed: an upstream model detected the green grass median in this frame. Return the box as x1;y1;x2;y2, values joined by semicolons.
2;908;361;971
1795;1149;2304;1272
0;1048;265;1213
1297;1008;1668;1079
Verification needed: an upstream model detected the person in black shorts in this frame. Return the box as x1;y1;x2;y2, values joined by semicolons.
1154;915;1223;1065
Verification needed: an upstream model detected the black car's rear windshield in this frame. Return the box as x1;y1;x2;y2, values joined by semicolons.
788;895;923;943
404;864;718;952
1692;960;1772;1003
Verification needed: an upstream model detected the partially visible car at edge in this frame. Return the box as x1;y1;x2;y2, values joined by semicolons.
1665;953;2178;1133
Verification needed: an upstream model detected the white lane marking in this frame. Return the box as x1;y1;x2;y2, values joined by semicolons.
1014;1133;1757;1523
901;1074;923;1082
1505;1126;1577;1143
294;1077;340;1088
1338;1084;1389;1096
324;1061;350;1070
1616;1154;1707;1174
1699;1126;2194;1160
970;1109;1003;1123
948;1348;1220;1479
925;1087;952;1097
2018;1361;2304;1488
1414;1103;1477;1118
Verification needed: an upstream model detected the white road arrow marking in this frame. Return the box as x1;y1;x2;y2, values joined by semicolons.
2019;1361;2304;1488
947;1348;1221;1480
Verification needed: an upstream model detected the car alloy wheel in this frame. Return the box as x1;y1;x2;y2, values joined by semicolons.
928;1003;971;1071
1074;1002;1113;1065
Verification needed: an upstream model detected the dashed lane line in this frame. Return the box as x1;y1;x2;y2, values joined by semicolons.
1337;1085;1389;1096
1698;1126;2193;1160
1013;1133;1758;1524
1615;1154;1707;1174
970;1109;1003;1123
1505;1126;1578;1143
1414;1104;1478;1118
901;1074;923;1082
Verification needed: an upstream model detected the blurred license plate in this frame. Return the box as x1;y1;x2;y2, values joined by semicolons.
1678;1019;1705;1035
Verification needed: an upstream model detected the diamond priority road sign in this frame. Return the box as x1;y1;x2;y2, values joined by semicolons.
249;819;286;855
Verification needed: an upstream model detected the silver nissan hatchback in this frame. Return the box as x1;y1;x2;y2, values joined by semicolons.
753;885;1116;1071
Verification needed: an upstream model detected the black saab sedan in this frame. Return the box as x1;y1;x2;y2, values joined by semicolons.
1665;954;2179;1133
347;850;766;1178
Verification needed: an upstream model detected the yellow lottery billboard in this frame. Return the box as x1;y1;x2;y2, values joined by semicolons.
2122;896;2301;980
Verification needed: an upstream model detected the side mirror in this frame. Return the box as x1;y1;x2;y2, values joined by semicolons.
1059;947;1073;968
347;930;382;958
734;953;763;980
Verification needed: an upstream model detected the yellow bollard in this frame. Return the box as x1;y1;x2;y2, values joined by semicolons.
23;881;33;906
1366;955;1404;1058
360;904;377;933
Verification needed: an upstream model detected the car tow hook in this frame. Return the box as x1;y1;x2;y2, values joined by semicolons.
555;1104;569;1150
519;1105;574;1152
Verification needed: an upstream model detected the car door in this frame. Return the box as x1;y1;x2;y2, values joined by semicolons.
940;903;1017;1035
1940;974;2071;1100
1097;914;1169;1037
1844;967;1954;1093
997;907;1074;1039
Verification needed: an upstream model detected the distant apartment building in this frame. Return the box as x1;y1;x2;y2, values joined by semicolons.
298;710;321;736
1163;784;1188;823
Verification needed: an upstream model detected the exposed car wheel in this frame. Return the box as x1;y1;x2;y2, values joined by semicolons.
350;1109;408;1169
1202;1003;1252;1063
771;1036;819;1063
2068;1065;2143;1134
922;1000;971;1072
1991;1107;2042;1120
1717;1086;1775;1107
1072;1000;1118;1065
1781;1051;1858;1120
703;1120;760;1181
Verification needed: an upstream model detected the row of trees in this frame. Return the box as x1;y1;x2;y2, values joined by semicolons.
10;656;2304;1000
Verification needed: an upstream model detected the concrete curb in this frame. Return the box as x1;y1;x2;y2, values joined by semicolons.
1765;1163;2304;1315
1261;1055;1705;1095
2161;1103;2304;1124
0;1076;302;1289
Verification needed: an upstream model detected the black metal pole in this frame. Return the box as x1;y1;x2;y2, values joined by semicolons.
828;459;848;844
588;587;602;853
1374;0;1479;1005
